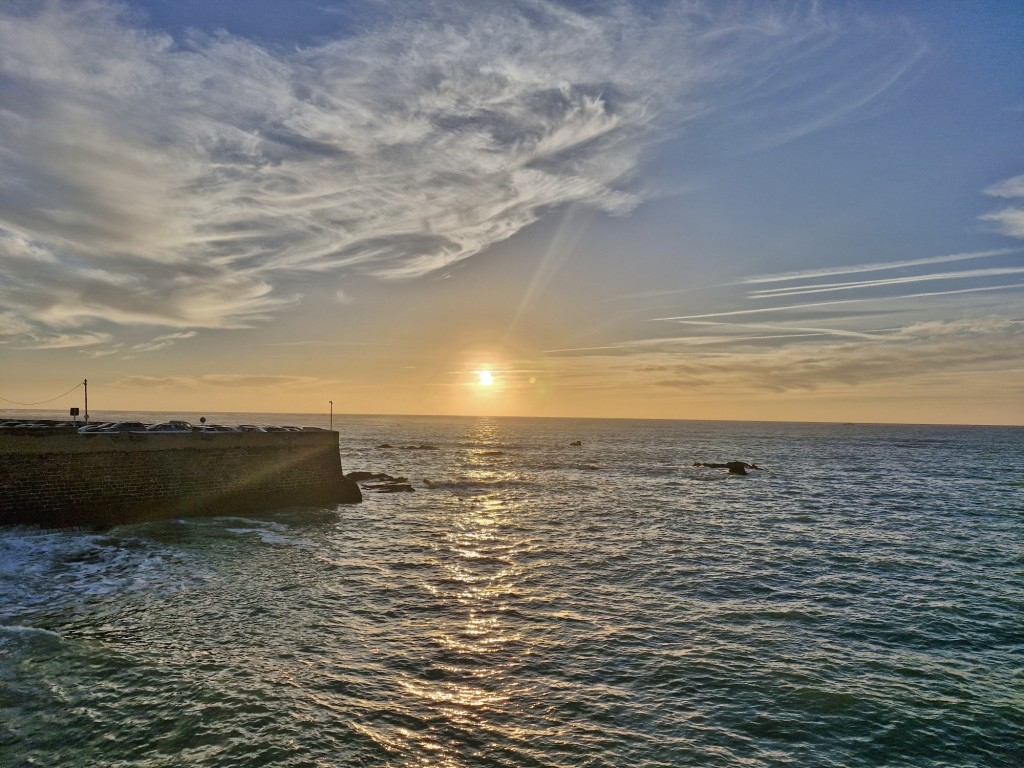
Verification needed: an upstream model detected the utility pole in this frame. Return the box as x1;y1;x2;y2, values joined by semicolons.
329;400;333;431
83;378;89;424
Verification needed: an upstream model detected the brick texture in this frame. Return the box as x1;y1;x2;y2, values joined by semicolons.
0;431;361;527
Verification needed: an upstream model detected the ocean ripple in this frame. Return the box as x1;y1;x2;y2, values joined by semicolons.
2;417;1022;767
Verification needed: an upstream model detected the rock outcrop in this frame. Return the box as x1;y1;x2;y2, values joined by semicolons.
693;461;761;475
346;471;415;493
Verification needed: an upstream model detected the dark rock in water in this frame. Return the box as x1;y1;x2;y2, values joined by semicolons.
693;461;761;475
347;471;408;482
569;440;582;446
346;471;414;493
363;482;414;493
376;443;393;449
346;471;380;481
336;475;363;502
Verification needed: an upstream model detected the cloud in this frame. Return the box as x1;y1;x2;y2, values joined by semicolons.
0;0;925;347
984;175;1024;198
547;241;1024;399
655;317;1024;394
653;281;1024;322
123;330;198;357
980;209;1024;239
16;331;114;350
745;266;1024;299
116;374;324;389
0;305;113;348
741;248;1019;285
653;247;1024;323
547;316;1023;396
981;174;1024;238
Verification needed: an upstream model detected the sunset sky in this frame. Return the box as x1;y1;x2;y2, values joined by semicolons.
1;0;1021;424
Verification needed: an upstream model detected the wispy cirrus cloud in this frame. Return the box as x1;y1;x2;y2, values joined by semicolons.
546;243;1023;400
546;316;1023;396
0;306;112;348
116;374;326;389
745;266;1024;300
0;0;924;349
649;317;1024;395
740;248;1019;285
981;174;1024;238
123;331;198;357
12;330;114;350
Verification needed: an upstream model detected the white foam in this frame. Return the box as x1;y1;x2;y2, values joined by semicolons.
0;624;61;638
225;527;313;547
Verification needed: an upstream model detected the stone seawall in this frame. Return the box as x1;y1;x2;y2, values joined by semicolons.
0;431;361;528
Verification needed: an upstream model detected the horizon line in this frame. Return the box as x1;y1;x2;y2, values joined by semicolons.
2;407;1020;429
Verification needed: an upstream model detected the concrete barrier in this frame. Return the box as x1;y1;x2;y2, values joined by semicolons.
0;430;361;528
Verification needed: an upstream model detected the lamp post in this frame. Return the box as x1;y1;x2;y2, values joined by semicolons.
329;400;333;432
83;378;89;424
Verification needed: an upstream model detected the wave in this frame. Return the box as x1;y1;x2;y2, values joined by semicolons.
223;526;314;547
0;623;62;639
457;441;524;450
422;478;537;493
0;525;211;624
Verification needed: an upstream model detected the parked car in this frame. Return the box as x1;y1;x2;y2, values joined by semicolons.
147;421;193;432
78;422;115;433
196;424;239;432
94;422;149;433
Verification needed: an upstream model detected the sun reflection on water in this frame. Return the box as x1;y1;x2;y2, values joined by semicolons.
384;419;536;765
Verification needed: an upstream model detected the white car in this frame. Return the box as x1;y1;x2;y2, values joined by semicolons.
147;421;194;432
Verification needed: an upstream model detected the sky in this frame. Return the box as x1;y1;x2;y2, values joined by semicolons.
0;0;1021;425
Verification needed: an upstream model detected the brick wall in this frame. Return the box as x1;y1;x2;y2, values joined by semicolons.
0;431;361;528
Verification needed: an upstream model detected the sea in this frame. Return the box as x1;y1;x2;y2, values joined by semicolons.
1;413;1021;768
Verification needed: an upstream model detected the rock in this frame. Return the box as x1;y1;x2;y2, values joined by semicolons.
363;482;415;493
333;475;363;503
346;471;415;493
346;471;381;481
346;471;409;482
693;461;761;475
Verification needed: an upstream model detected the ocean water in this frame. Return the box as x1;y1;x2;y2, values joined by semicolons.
1;414;1021;767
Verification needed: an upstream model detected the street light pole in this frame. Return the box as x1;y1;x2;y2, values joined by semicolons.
329;400;333;431
83;378;89;424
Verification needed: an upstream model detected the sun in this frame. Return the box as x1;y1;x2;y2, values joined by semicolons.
476;370;495;387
